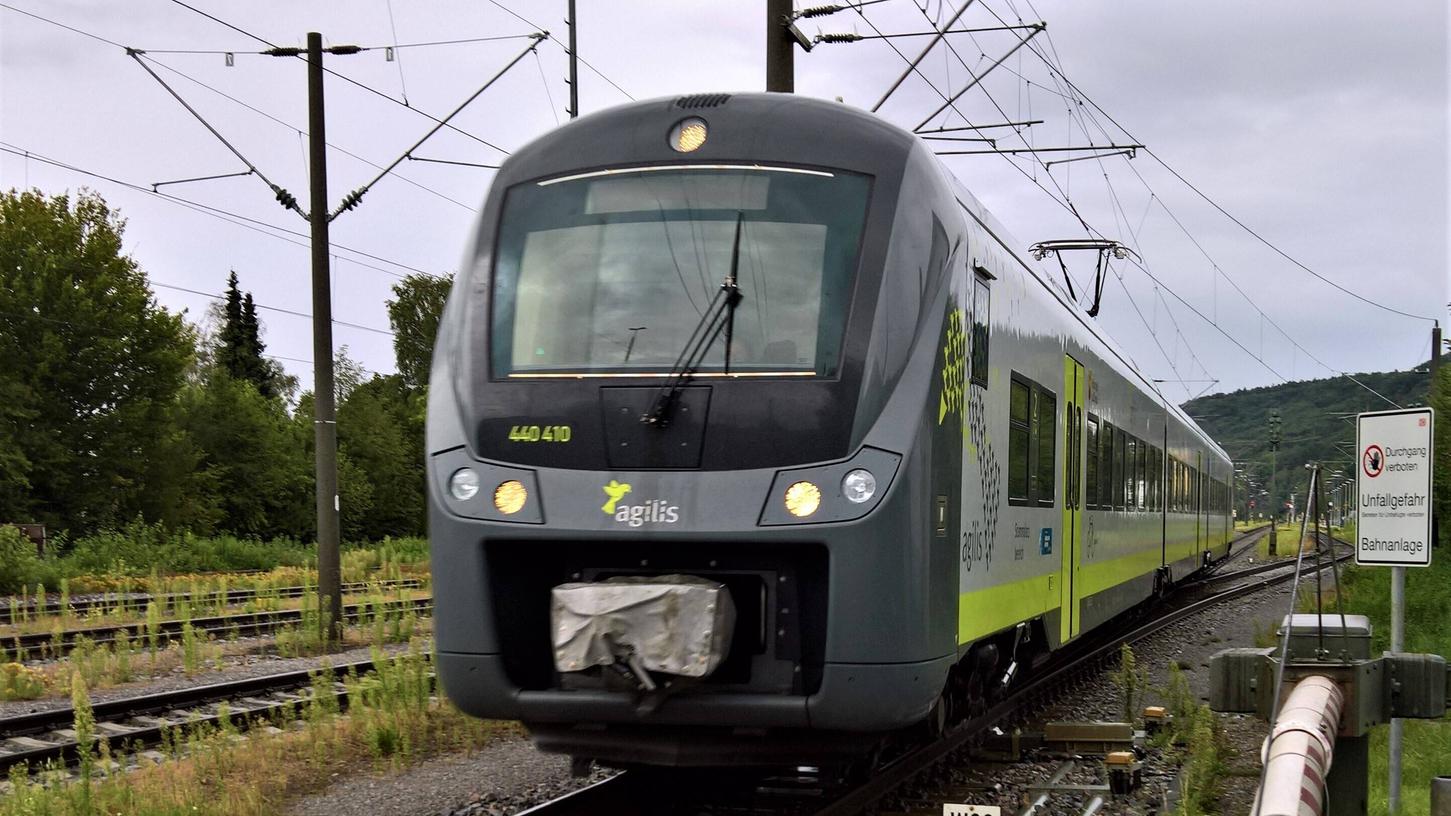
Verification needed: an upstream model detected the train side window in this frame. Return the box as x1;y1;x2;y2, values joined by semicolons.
1151;446;1162;511
1131;438;1143;508
1085;414;1099;509
1102;423;1115;511
1008;377;1030;504
970;277;990;387
1114;428;1127;510
1125;437;1137;509
1034;386;1057;506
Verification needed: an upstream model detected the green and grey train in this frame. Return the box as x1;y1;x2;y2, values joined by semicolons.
427;93;1233;767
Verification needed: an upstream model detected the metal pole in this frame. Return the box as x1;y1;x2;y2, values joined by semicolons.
566;0;578;119
1269;409;1280;556
1431;776;1451;816
766;0;794;92
1390;563;1406;812
1433;320;1441;551
307;32;343;643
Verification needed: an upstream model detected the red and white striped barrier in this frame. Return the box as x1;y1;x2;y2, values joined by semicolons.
1252;675;1345;816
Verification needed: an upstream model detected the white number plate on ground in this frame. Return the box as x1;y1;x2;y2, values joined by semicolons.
943;806;1000;816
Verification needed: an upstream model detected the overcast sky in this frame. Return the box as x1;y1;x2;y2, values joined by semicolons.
2;1;1446;403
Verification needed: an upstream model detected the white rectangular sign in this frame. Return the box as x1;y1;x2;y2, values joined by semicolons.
943;805;1000;816
1355;408;1434;566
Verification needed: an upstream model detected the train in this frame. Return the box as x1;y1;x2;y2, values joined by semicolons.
426;92;1233;768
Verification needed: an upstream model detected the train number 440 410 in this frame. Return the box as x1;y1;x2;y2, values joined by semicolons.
507;424;572;443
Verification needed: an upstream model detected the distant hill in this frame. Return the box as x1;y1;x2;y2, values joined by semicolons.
1182;365;1433;519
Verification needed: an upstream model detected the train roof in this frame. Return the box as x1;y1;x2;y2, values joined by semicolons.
489;91;1228;464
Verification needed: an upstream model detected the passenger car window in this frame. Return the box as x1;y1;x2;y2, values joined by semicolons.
1008;378;1030;503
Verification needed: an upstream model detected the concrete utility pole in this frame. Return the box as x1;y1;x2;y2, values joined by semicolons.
1268;409;1281;556
307;32;343;642
766;0;794;92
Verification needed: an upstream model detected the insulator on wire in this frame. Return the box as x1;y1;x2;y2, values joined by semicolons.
815;32;864;44
336;189;364;213
273;187;299;212
798;4;846;18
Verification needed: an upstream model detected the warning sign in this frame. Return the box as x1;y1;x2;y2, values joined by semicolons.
1355;408;1434;566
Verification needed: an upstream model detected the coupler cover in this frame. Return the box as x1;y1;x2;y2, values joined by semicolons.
551;575;736;679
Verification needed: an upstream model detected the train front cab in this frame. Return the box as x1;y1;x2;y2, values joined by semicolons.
427;95;973;767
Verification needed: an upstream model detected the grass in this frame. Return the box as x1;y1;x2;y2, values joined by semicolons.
0;522;428;595
0;584;430;640
1;645;511;816
1297;553;1451;816
0;586;433;702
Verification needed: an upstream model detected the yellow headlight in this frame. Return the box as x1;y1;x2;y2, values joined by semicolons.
783;481;821;518
670;118;708;152
494;480;527;515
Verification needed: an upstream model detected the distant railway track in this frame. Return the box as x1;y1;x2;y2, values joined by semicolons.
0;658;379;777
515;527;1352;816
0;578;425;625
2;597;433;658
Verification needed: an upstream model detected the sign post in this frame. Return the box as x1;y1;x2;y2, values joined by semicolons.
1355;407;1434;814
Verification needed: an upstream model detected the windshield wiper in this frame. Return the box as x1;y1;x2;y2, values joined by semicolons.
641;213;745;428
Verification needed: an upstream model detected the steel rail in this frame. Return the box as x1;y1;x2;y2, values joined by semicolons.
0;578;424;625
0;659;377;775
809;548;1353;816
2;597;432;656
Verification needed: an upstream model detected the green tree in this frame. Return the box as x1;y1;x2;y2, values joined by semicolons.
338;374;425;537
181;370;312;539
386;272;453;390
215;271;283;399
0;190;195;533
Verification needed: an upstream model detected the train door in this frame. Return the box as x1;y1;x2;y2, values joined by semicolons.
1194;451;1203;557
1060;356;1085;642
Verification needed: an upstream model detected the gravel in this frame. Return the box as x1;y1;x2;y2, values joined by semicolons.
284;732;613;816
893;575;1299;816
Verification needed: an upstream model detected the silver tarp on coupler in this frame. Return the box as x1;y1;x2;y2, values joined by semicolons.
551;575;736;678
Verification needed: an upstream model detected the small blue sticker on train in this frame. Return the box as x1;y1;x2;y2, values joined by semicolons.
1040;528;1052;555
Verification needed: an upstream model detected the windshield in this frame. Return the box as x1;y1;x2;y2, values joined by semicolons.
489;166;870;377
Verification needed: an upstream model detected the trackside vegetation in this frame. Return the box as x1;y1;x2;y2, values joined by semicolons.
0;189;451;548
1;647;510;816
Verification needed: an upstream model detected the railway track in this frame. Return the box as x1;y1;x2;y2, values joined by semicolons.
515;528;1352;816
0;578;425;625
0;658;379;777
2;596;433;658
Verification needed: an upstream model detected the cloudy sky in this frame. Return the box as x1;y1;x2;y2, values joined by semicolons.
2;1;1446;402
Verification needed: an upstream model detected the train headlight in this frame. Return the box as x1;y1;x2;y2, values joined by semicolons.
669;117;708;152
783;481;822;518
493;480;528;515
841;469;877;504
449;468;480;501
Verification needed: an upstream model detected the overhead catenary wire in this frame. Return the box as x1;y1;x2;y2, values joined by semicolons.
162;0;517;157
480;0;635;102
0;143;444;282
2;3;486;215
136;53;479;212
972;0;1434;325
127;50;306;218
151;280;396;337
970;0;1403;405
329;34;544;219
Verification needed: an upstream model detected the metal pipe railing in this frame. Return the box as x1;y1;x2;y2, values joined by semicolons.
1252;675;1345;816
